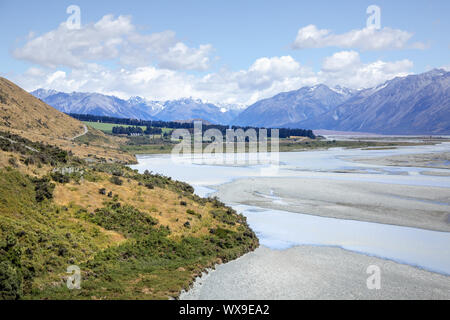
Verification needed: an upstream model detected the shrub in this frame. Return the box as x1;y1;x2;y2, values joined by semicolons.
110;176;123;186
50;172;70;184
98;188;106;195
186;209;201;219
8;157;18;168
0;261;22;300
86;204;158;238
31;177;55;202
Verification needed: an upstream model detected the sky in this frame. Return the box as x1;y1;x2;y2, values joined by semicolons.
0;0;449;106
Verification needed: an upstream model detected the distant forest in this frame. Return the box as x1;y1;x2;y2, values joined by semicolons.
68;113;316;139
111;126;162;135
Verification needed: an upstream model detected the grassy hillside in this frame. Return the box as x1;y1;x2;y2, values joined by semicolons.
0;131;258;299
0;77;82;139
0;79;258;300
0;77;135;164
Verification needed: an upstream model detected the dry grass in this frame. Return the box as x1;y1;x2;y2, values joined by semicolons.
0;77;136;164
0;77;82;139
0;150;51;176
53;173;231;237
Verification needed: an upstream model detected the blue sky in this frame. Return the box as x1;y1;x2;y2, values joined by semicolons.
0;0;449;105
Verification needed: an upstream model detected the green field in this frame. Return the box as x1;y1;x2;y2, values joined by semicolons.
83;121;173;135
82;121;147;134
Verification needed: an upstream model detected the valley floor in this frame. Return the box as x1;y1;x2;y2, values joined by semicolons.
213;176;450;232
180;245;450;300
132;143;450;300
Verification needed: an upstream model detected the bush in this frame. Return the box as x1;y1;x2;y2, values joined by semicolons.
8;157;18;168
31;177;55;202
99;188;106;195
0;261;22;300
50;172;70;184
110;176;123;186
86;204;159;238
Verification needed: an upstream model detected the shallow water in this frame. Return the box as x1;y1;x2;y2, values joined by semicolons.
132;143;450;189
238;204;450;275
131;143;450;274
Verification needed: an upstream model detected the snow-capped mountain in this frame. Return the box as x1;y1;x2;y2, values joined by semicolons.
32;90;157;120
155;98;239;124
31;90;240;124
232;69;449;134
294;69;450;134
31;69;450;134
232;84;354;128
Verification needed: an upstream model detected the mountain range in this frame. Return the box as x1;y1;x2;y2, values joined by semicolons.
32;69;450;134
232;84;356;128
290;69;450;134
32;89;241;125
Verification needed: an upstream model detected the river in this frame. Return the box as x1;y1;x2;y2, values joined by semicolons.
130;143;450;299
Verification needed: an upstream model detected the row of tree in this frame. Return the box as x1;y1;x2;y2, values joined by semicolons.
111;126;164;135
68;113;315;139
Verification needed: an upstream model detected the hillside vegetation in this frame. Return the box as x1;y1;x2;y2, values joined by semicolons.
0;79;258;300
0;77;135;164
0;131;258;299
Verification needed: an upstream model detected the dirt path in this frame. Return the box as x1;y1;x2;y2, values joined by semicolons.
71;124;88;140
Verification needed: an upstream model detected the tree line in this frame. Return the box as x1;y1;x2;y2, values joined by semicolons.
68;113;315;139
111;126;163;135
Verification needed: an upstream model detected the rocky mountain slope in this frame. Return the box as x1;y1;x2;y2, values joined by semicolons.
296;69;450;134
235;69;449;134
232;84;355;128
32;90;241;125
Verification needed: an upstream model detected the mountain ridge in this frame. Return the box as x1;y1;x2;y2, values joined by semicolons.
232;84;355;128
31;69;450;134
292;69;450;134
233;69;450;134
31;90;242;125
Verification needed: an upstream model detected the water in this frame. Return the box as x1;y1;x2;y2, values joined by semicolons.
238;205;450;275
131;143;450;275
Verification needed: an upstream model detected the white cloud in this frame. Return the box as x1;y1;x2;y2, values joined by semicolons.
441;64;450;71
13;15;213;71
322;51;360;72
13;51;413;106
292;24;425;51
318;50;413;88
236;56;313;90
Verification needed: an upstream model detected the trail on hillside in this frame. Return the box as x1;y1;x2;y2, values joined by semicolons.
71;124;88;140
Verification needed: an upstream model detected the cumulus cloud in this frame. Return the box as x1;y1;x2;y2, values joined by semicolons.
236;56;312;90
318;50;413;88
292;24;425;51
13;15;213;71
12;51;413;106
